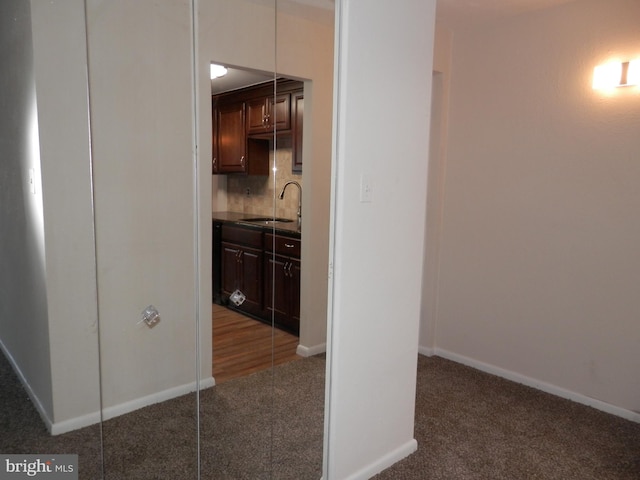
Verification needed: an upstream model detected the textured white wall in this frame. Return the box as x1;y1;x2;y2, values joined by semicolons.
0;0;54;424
435;0;640;417
85;0;202;410
325;1;436;478
31;0;101;430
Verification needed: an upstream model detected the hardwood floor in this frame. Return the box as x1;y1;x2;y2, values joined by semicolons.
212;303;301;383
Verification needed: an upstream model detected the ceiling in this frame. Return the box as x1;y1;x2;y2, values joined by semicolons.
436;0;578;28
210;67;274;95
211;0;579;93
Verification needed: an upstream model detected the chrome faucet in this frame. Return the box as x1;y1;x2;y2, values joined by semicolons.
278;181;302;230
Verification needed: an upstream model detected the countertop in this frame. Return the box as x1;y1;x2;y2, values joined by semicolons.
212;211;301;237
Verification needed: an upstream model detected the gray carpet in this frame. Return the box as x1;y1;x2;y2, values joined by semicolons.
1;352;638;479
375;356;640;480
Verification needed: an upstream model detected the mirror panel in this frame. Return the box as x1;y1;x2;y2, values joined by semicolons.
270;2;335;477
0;1;103;475
0;1;333;478
85;1;200;477
203;0;279;474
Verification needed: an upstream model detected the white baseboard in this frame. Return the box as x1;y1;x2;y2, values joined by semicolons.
50;411;101;436
417;345;435;357
297;342;326;357
341;439;418;480
2;333;218;435
431;348;640;424
0;337;55;433
100;376;216;422
51;376;215;435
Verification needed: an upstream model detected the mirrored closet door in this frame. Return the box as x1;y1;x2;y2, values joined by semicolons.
84;1;205;477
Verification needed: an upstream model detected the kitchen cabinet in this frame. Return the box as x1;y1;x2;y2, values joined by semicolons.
220;224;263;317
246;92;291;135
264;233;301;334
292;92;304;173
213;218;302;335
212;99;269;175
212;79;304;175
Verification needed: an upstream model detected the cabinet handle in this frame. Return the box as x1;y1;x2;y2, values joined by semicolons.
212;157;217;170
240;155;245;167
284;243;295;248
287;263;293;276
283;261;290;277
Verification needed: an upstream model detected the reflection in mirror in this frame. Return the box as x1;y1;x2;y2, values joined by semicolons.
84;1;202;477
0;1;103;476
209;67;306;477
201;0;279;477
206;0;334;476
0;0;333;477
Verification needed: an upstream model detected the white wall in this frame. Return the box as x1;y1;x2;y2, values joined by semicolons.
0;0;54;424
85;0;206;412
200;0;334;353
420;24;453;352
432;0;640;419
325;1;436;478
30;0;102;433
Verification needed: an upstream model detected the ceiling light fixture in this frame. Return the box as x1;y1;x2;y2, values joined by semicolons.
593;59;640;89
210;63;228;79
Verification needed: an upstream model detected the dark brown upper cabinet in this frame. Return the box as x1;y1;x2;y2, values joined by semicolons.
212;79;304;175
246;92;291;135
212;98;269;175
292;91;304;173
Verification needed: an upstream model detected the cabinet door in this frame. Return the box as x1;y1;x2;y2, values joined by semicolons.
212;102;218;173
246;93;291;135
246;97;268;134
221;242;241;295
264;254;290;322
288;258;301;326
270;93;291;131
215;102;246;173
264;254;300;334
292;92;304;173
221;242;263;316
239;246;263;313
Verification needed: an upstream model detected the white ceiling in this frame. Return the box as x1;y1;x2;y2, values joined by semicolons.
437;0;578;28
210;67;274;95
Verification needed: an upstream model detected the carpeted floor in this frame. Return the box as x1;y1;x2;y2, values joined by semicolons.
375;356;640;480
1;352;638;479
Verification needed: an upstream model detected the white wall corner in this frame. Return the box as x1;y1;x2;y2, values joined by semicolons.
435;348;640;424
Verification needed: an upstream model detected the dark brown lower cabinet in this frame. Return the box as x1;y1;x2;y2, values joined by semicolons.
264;254;300;334
220;225;263;317
264;234;301;334
214;222;301;334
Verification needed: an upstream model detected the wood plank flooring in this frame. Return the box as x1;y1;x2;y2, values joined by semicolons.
212;303;301;383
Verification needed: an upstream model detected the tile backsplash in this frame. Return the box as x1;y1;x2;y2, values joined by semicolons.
227;141;302;221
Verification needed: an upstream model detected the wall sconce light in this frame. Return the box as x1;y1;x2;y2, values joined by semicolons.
593;59;640;89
